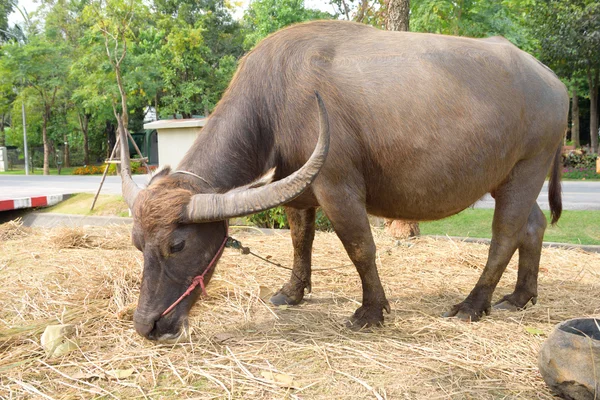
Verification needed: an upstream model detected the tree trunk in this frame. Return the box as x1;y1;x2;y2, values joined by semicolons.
106;120;116;159
341;0;350;20
78;113;90;165
386;0;410;31
63;133;70;168
385;219;420;239
42;116;50;175
0;114;5;147
588;67;599;154
355;0;369;23
385;0;419;238
572;86;580;148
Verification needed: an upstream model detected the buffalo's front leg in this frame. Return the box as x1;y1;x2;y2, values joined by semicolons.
316;188;390;330
271;207;315;306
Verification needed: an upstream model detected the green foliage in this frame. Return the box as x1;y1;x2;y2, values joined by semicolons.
529;0;600;75
0;0;14;42
410;0;535;49
315;209;333;231
562;167;600;180
243;0;332;50
248;206;289;229
152;0;244;117
247;207;333;231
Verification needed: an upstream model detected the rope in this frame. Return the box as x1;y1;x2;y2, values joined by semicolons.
226;236;404;272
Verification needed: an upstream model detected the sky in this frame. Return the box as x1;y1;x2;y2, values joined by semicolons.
8;0;335;26
7;0;37;25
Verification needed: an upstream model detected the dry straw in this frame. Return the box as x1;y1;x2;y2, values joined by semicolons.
0;222;598;399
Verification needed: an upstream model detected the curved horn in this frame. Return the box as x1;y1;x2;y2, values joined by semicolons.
117;114;141;209
184;92;330;223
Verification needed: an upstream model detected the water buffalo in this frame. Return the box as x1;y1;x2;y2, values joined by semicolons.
120;20;568;341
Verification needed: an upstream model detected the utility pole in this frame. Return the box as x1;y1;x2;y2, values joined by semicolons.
21;99;28;175
4;2;30;174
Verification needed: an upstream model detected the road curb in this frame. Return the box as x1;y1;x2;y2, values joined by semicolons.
425;235;600;253
22;212;132;228
0;194;72;212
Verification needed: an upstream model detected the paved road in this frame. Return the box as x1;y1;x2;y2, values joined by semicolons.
473;181;600;211
0;175;149;200
0;175;598;210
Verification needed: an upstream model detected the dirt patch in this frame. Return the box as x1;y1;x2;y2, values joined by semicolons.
0;225;599;398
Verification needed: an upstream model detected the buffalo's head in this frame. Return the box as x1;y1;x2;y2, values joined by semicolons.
119;93;329;342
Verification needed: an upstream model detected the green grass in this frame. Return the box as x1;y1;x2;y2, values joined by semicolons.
0;167;76;175
420;208;600;245
42;193;130;217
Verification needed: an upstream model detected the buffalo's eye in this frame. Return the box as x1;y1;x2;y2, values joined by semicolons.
170;240;185;254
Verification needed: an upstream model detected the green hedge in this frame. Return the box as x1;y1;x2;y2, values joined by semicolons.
247;207;333;231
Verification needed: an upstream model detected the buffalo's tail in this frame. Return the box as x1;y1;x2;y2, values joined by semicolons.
549;143;563;225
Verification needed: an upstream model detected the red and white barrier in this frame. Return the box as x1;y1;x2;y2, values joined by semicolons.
0;194;70;212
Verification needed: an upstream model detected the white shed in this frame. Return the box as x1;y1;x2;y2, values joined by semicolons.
143;118;207;168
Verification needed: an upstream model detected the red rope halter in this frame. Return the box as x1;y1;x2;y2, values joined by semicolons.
161;221;229;317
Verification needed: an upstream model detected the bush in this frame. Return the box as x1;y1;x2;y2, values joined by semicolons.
72;165;107;175
562;167;600;180
562;151;597;169
71;163;157;175
132;163;158;174
246;207;333;231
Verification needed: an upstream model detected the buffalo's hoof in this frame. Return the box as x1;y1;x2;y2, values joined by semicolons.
443;302;490;322
270;291;302;306
345;303;389;331
493;294;537;311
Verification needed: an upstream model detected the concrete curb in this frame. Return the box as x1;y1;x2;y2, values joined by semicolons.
22;212;132;228
0;194;72;212
20;213;600;253
425;235;600;253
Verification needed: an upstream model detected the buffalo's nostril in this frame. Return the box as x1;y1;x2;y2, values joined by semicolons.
133;313;158;339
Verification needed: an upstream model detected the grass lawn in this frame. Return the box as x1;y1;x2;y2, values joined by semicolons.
420;208;600;245
42;193;130;217
0;167;77;175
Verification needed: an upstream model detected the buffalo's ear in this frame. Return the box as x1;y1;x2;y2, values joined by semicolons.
149;166;171;184
247;168;276;189
229;168;276;193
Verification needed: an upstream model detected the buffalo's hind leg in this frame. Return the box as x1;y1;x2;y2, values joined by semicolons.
494;203;546;311
271;207;316;306
444;155;552;322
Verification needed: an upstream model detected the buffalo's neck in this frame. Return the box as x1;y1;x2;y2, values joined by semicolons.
176;96;274;193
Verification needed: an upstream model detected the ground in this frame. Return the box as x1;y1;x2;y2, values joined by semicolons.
0;223;599;399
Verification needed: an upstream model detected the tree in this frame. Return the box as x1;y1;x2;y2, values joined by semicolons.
530;0;600;153
1;36;69;174
83;0;155;158
0;0;14;42
153;0;242;118
0;67;14;147
243;0;332;50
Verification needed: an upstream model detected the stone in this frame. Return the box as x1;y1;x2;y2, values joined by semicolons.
41;324;79;358
538;318;600;400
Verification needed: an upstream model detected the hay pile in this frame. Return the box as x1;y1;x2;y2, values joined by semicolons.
0;223;598;399
0;219;30;241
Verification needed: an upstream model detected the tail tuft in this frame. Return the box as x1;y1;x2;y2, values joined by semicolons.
549;144;562;225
